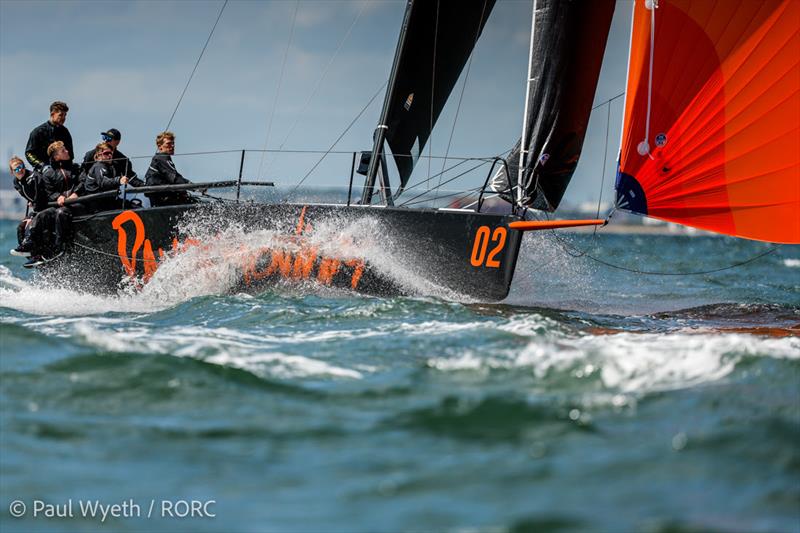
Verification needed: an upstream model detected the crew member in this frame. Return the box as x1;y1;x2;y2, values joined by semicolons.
25;101;74;170
81;128;138;181
144;131;194;207
84;142;141;212
7;157;38;257
24;141;85;262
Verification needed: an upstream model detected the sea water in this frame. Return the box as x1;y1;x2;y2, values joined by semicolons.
0;217;798;532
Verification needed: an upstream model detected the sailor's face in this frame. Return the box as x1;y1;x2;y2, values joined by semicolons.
10;163;25;180
50;110;67;126
54;147;70;161
159;139;175;155
97;149;113;161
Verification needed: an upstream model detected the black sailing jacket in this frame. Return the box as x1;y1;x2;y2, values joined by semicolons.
84;161;121;194
81;148;139;182
144;152;192;206
13;170;38;209
25;121;74;169
84;161;144;212
35;160;84;212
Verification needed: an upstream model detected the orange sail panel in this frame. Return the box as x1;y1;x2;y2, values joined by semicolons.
616;0;800;244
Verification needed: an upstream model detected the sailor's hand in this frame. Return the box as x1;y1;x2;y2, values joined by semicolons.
120;176;129;185
68;193;78;200
57;195;66;206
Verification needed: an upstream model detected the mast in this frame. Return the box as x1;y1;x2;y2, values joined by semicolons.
516;0;537;206
361;0;414;206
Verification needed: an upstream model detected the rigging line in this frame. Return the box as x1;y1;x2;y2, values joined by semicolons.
124;148;502;162
271;0;368;157
165;0;228;131
398;160;488;207
256;0;300;181
400;186;483;208
401;158;471;193
404;147;512;195
426;0;441;192
283;79;388;201
434;0;489;206
399;153;500;194
591;91;625;111
641;0;656;155
550;230;782;276
593;99;613;237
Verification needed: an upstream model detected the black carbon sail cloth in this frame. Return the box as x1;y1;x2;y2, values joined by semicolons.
492;0;615;211
384;0;496;195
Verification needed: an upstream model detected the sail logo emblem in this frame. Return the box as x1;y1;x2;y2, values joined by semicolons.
404;93;414;111
655;133;667;147
539;153;550;165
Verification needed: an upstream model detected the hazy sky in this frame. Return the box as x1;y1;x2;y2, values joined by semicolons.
0;0;632;206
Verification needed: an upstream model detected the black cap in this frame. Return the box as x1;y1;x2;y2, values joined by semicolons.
101;128;121;141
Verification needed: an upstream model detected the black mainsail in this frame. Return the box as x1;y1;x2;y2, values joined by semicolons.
362;0;496;204
492;0;615;211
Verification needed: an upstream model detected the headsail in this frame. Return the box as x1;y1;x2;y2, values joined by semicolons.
381;0;496;196
492;0;616;211
616;0;800;244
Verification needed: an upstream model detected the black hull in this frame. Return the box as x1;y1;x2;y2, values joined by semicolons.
48;203;523;301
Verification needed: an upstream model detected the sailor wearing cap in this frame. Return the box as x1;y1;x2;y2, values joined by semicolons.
81;128;141;186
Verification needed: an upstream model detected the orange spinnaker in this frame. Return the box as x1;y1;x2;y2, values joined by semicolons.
617;0;799;244
508;219;605;231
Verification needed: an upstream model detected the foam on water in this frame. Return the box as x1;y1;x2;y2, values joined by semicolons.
67;320;365;380
427;330;800;396
784;258;800;268
0;265;165;316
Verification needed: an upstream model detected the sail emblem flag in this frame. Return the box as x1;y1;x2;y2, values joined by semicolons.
404;93;414;111
616;0;800;244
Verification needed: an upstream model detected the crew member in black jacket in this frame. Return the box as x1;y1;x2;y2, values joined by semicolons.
144;131;194;207
8;156;38;256
25;101;74;170
81;128;138;181
22;141;85;262
84;142;143;212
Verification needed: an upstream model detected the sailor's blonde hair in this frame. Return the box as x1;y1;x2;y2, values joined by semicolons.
156;131;175;147
94;142;112;160
47;141;65;158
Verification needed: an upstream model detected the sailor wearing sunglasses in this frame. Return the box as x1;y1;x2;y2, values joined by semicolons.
84;142;141;212
7;156;38;257
81;128;140;186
